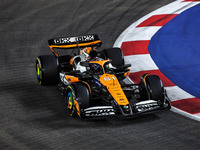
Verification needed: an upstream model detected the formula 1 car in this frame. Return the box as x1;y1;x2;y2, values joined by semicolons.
36;34;171;118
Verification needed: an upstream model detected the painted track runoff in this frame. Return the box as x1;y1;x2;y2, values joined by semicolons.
114;0;200;121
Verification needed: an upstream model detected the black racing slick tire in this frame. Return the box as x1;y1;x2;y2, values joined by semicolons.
101;48;124;68
140;75;165;104
65;83;90;118
36;55;59;85
146;75;165;103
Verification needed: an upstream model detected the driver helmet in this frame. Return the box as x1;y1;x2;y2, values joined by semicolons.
81;47;96;61
83;47;92;54
80;47;92;60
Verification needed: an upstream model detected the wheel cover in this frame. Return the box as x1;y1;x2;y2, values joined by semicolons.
36;61;42;84
36;64;40;78
67;92;74;110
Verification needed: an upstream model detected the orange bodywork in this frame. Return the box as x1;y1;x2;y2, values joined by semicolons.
89;60;109;66
74;100;80;116
65;60;130;107
49;46;59;57
100;74;129;106
123;70;130;78
84;47;92;54
70;56;75;66
64;75;91;93
65;75;79;83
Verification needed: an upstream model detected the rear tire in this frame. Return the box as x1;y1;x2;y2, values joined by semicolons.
101;48;130;80
36;55;59;85
101;48;124;68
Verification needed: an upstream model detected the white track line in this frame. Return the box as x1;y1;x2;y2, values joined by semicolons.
121;27;161;42
165;86;195;101
125;55;158;72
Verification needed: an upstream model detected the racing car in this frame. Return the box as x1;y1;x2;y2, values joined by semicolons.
36;34;171;118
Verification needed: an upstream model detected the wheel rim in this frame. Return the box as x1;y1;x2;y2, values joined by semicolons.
67;92;74;110
36;63;40;78
36;60;42;84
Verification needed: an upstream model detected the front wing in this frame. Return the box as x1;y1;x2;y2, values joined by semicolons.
82;100;170;118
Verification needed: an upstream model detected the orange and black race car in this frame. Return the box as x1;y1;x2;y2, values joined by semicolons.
36;34;171;118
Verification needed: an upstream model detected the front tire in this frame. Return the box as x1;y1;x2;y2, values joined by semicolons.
65;83;90;118
140;74;165;104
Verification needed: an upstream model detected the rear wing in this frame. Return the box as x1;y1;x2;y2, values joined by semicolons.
48;34;102;49
48;34;102;57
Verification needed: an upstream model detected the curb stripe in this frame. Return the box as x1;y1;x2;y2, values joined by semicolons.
165;86;195;101
121;41;150;56
124;55;158;72
136;14;178;27
121;27;161;42
171;98;200;114
129;70;175;87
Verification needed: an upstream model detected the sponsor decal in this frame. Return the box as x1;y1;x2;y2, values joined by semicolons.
113;90;120;92
124;106;129;109
54;35;94;44
77;35;94;42
116;92;121;95
85;108;115;116
103;76;116;81
136;102;159;112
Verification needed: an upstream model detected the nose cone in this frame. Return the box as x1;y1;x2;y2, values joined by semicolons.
100;74;129;106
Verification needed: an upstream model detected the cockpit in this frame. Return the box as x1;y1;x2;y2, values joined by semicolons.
88;60;113;75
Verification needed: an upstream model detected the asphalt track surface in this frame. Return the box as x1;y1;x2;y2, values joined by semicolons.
0;0;200;149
